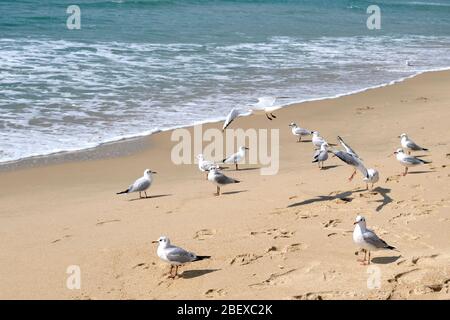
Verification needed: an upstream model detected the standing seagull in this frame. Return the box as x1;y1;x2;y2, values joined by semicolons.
394;148;430;176
363;168;379;190
223;146;248;170
312;131;327;149
208;167;240;196
289;122;313;142
249;96;280;120
312;143;329;169
223;108;242;131
153;236;210;279
353;215;396;265
117;169;156;199
399;133;428;154
197;154;217;179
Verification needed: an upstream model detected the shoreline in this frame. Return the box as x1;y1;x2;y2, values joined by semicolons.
0;69;449;299
3;67;450;172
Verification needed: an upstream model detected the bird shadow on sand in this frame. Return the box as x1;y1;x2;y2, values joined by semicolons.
372;187;393;212
320;165;341;171
287;189;365;208
408;170;435;175
222;190;248;195
227;167;260;172
181;269;220;279
371;256;401;264
128;194;172;201
298;139;312;143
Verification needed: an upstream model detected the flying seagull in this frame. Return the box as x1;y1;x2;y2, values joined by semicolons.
394;148;430;176
153;236;210;279
208;167;240;196
117;169;156;199
353;215;396;265
223;108;243;131
249;96;281;120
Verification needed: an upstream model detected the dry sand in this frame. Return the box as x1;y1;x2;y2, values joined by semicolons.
0;70;449;300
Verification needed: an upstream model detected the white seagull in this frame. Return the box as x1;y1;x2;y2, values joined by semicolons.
249;96;280;120
394;148;430;176
312;131;328;149
223;108;243;131
223;146;248;170
117;169;156;199
153;236;210;279
208;167;240;196
288;122;313;142
353;215;396;265
197;154;217;179
363;168;380;190
312;142;329;169
399;133;429;154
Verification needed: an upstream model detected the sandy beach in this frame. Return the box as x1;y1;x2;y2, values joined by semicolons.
0;70;449;300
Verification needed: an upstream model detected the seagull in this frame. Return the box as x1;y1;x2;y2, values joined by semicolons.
394;148;430;176
363;168;379;190
223;108;242;131
197;154;217;179
153;236;210;279
289;122;313;142
208;167;240;196
353;215;396;265
337;136;361;159
223;146;248;170
331;150;366;181
399;133;429;154
116;169;156;199
312;131;327;149
312;143;329;169
249;96;280;120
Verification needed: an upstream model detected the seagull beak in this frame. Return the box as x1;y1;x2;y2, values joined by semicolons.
353;222;358;225
245;147;249;150
152;240;158;244
152;171;157;174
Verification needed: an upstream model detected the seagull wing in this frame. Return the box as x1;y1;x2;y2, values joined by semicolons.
254;96;276;109
363;230;394;249
337;136;360;158
223;108;240;130
166;246;196;263
216;172;239;185
129;176;150;192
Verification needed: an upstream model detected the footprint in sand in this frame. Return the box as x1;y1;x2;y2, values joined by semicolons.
250;269;297;287
385;175;401;183
51;234;72;243
292;290;356;300
229;253;263;266
322;219;341;228
96;219;121;226
204;288;227;298
282;243;308;254
193;229;216;240
250;228;294;239
132;262;150;270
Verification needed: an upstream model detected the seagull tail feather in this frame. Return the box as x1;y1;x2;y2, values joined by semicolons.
116;189;129;195
195;255;211;261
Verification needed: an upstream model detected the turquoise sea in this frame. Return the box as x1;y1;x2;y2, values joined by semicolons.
1;0;449;162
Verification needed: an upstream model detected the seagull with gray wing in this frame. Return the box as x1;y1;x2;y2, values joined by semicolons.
223;108;243;131
394;148;430;176
208;167;240;196
399;133;428;154
353;215;396;265
312;142;329;169
117;169;156;199
153;236;210;279
289;122;313;142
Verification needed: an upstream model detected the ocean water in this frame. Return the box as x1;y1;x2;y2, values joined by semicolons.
1;0;450;163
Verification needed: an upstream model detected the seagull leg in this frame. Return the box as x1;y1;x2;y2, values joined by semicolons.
403;167;408;176
357;249;366;262
297;136;301;142
215;186;220;196
139;191;142;198
348;170;357;181
271;113;277;118
359;249;367;265
265;113;272;120
235;163;238;170
174;265;179;278
144;191;148;198
368;251;371;265
205;172;208;180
